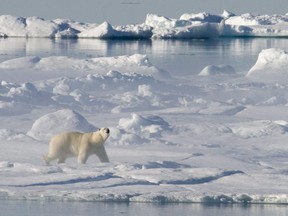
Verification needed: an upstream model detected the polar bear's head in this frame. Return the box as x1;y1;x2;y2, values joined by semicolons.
99;127;110;141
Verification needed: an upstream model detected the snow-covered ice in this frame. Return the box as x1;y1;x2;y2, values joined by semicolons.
2;11;288;38
247;48;288;81
0;44;288;204
27;109;97;141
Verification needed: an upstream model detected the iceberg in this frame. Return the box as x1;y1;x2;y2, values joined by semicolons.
145;14;223;39
0;15;152;39
222;13;288;37
79;22;153;39
0;15;69;38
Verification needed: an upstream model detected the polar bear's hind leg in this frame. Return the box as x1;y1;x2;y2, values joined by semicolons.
57;156;67;164
43;154;57;165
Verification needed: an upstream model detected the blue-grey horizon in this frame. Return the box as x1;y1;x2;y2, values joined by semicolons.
0;0;287;25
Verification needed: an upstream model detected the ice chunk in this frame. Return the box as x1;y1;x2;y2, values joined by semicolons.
222;13;288;37
199;65;236;76
247;48;288;81
0;15;27;37
27;109;96;140
180;12;224;23
78;22;115;38
77;22;153;39
145;14;222;39
118;113;171;137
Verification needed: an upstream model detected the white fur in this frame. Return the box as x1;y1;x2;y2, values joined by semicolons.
44;128;110;164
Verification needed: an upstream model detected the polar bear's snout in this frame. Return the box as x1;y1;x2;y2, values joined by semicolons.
99;127;110;141
99;128;110;134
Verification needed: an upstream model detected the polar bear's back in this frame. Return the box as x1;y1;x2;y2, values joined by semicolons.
49;131;85;155
50;131;84;144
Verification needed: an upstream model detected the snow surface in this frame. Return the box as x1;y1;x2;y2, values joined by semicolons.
0;46;288;204
199;65;236;76
2;11;288;38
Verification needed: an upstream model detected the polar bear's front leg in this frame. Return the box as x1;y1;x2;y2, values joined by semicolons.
78;150;88;164
43;154;55;165
95;146;109;163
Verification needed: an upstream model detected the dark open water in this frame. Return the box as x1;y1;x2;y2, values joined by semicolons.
1;37;288;77
1;200;288;216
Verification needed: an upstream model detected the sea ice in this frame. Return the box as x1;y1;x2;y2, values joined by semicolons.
0;42;288;203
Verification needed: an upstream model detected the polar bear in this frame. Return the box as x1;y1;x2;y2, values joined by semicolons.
44;128;110;165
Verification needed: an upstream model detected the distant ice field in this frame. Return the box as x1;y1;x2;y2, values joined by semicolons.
2;11;288;38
